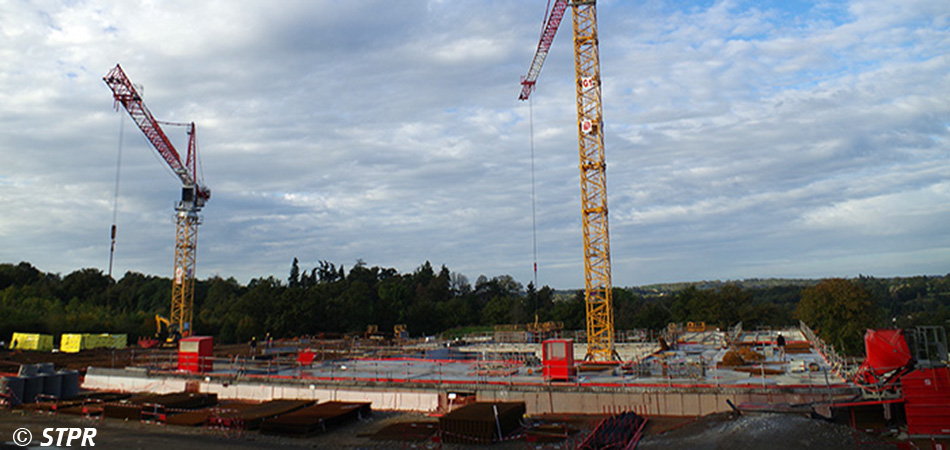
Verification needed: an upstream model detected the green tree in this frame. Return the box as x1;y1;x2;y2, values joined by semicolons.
289;257;300;288
797;278;881;355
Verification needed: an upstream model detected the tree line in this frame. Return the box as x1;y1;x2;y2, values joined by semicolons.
1;260;948;355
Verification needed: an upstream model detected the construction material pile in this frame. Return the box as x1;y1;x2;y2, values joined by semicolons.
720;347;765;366
439;401;526;444
103;392;217;420
260;401;371;436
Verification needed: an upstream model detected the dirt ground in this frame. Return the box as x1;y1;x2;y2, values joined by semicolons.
0;408;428;450
0;407;909;450
638;412;897;450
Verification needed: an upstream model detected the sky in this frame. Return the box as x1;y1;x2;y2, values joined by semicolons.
0;0;948;289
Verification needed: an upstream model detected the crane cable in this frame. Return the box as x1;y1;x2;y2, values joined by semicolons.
108;115;124;280
529;94;539;290
529;1;549;308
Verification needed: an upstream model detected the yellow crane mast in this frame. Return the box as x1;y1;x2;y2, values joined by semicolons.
520;0;618;361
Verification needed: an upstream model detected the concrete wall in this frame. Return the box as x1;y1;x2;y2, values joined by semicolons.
83;368;187;394
83;368;851;416
83;368;439;412
477;388;841;416
200;381;439;411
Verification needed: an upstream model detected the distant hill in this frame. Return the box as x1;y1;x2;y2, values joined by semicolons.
629;278;822;297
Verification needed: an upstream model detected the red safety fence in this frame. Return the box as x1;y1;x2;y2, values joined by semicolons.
575;410;647;450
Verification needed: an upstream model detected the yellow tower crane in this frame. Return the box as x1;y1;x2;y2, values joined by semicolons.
519;0;618;361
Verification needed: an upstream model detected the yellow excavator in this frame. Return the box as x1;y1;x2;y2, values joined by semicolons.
138;315;182;349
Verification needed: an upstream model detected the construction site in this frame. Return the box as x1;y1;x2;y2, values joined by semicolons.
1;321;948;448
1;0;948;449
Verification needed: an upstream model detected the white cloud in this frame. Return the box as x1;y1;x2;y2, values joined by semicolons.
0;0;947;288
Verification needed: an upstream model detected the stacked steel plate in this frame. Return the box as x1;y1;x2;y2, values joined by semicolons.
439;401;526;444
260;401;372;436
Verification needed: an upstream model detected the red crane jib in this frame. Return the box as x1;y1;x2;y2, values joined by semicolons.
103;64;209;201
518;0;569;101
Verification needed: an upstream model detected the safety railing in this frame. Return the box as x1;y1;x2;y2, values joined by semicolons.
799;320;859;380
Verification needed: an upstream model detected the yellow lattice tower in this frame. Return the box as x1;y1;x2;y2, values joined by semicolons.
170;209;200;337
572;1;616;361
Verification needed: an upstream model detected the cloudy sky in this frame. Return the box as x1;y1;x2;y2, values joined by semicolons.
1;0;948;289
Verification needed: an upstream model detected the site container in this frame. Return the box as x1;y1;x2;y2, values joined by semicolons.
903;366;950;436
178;336;214;373
542;339;576;381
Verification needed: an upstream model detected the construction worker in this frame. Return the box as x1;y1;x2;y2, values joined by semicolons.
776;333;786;361
250;336;257;357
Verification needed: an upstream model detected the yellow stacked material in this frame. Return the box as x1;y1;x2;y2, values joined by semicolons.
86;334;108;349
11;333;54;351
60;333;128;352
60;334;85;353
81;334;96;349
111;334;127;349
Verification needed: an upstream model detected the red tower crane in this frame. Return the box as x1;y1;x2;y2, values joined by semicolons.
104;64;210;341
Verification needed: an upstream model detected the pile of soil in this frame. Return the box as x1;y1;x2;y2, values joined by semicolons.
720;347;765;367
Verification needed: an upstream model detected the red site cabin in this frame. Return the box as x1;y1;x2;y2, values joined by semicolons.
542;339;576;381
178;336;213;373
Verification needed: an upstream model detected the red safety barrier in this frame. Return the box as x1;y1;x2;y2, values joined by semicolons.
140;403;167;426
205;408;245;438
80;399;104;424
576;410;647;450
34;394;59;415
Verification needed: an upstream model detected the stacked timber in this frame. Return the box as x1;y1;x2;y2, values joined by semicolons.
439;401;526;444
260;401;372;436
